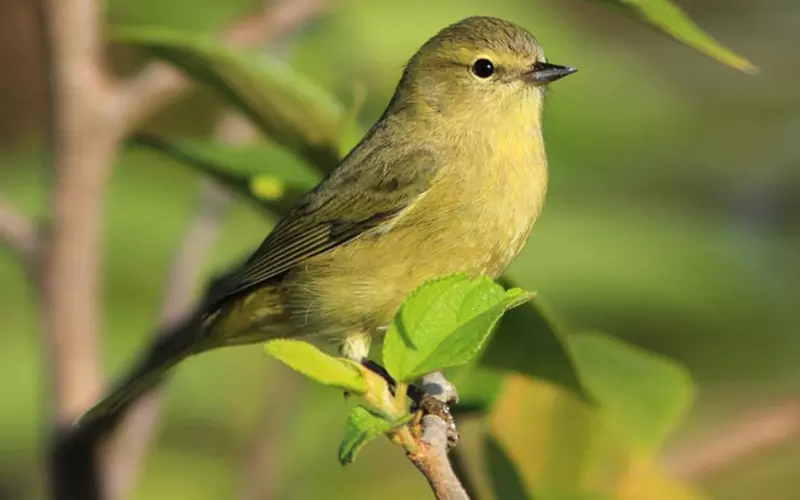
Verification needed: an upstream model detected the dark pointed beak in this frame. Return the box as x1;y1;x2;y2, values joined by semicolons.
524;62;577;85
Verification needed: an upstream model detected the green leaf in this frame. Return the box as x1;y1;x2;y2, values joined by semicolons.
111;27;347;171
479;283;693;452
382;274;533;383
568;332;694;452
485;435;534;500
486;432;614;500
446;364;506;416
129;135;320;213
338;407;410;465
481;277;587;400
605;0;757;73
264;340;367;394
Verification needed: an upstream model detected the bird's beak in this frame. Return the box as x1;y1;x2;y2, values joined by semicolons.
524;62;577;85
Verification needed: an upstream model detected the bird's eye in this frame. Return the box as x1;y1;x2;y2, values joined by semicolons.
471;58;495;79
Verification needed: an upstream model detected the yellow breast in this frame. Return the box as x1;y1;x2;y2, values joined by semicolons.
285;108;548;337
418;102;548;276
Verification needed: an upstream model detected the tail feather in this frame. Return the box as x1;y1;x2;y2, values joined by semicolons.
75;313;206;433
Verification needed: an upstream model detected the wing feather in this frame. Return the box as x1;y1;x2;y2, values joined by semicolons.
213;148;440;305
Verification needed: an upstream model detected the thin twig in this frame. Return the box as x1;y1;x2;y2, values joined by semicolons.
664;396;800;480
37;0;327;497
99;0;327;493
0;197;40;267
116;0;327;129
237;370;302;500
407;373;470;500
104;113;260;500
103;180;231;500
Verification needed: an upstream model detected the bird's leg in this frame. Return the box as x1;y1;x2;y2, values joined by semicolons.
340;331;372;363
355;366;459;446
360;362;457;446
339;334;458;445
357;366;460;447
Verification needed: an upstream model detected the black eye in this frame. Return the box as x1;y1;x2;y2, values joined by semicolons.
471;58;495;79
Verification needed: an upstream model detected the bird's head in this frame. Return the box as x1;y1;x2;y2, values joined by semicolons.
392;16;576;124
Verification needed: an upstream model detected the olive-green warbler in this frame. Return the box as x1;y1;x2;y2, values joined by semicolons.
80;16;575;426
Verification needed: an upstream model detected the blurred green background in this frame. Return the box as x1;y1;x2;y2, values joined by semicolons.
0;0;798;498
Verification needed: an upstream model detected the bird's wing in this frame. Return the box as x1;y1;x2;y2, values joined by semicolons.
213;148;440;304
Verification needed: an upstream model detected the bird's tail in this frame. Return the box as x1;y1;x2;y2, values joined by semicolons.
75;312;206;433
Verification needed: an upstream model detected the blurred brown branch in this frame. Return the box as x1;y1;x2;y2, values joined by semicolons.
0;197;40;268
117;0;327;129
103;177;233;500
237;369;302;500
31;0;327;498
104;113;261;500
101;0;327;489
664;396;800;480
408;373;470;500
40;0;119;428
37;0;112;495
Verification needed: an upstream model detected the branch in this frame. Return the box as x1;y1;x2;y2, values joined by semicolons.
101;0;327;489
116;0;327;129
0;197;40;267
407;373;470;500
103;180;230;499
664;396;800;479
36;0;127;497
104;113;259;500
237;370;303;500
37;0;326;498
40;0;118;427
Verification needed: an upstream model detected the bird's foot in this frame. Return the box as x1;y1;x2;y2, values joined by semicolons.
409;374;460;448
358;362;459;447
412;393;459;447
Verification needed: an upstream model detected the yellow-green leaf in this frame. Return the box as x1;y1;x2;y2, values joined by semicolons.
485;436;533;500
128;135;320;214
446;363;507;416
338;407;409;465
481;284;587;401
608;0;757;73
568;332;694;453
111;27;347;171
264;340;367;394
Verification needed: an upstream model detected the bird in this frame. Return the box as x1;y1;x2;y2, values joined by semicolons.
78;15;576;428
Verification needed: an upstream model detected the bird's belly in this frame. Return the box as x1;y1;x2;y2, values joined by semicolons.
284;182;543;338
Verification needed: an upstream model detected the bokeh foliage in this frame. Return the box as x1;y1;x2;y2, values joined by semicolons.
0;0;796;499
108;3;718;494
